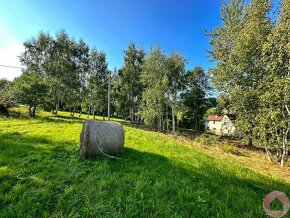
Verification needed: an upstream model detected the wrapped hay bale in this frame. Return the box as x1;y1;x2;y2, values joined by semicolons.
80;120;124;156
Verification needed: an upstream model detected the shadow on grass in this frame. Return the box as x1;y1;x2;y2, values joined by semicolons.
0;110;30;119
0;121;48;129
42;115;152;129
1;111;286;162
42;114;115;124
41;115;85;124
118;120;159;132
0;132;290;217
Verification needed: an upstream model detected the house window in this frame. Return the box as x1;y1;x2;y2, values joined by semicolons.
213;121;215;124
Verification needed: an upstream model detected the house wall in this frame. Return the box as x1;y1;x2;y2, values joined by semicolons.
205;115;236;135
220;115;236;135
205;120;222;134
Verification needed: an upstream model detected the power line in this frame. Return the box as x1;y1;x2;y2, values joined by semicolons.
0;64;26;69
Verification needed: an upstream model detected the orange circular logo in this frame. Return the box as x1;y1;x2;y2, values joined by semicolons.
263;191;289;217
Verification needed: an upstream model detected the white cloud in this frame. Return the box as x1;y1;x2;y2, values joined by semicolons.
0;25;24;81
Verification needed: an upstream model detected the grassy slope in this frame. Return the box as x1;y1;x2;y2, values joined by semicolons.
0;110;289;217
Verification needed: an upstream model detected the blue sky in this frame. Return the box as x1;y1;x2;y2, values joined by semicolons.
1;0;222;80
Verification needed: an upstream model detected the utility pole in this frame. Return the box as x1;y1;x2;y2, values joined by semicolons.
107;69;112;121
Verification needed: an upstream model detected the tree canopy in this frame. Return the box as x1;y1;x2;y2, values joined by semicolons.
208;0;290;165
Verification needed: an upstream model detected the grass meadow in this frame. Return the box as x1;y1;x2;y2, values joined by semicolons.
0;109;289;217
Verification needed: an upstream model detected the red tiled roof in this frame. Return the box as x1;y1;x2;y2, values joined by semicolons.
207;115;223;121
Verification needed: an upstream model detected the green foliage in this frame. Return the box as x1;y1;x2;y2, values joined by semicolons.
17;30;211;132
165;52;186;132
19;30;90;115
0;111;289;217
257;0;290;165
113;43;145;121
206;97;217;108
208;0;289;165
206;108;217;116
12;71;48;116
138;48;208;132
87;48;109;118
180;67;210;131
0;79;15;113
140;45;168;130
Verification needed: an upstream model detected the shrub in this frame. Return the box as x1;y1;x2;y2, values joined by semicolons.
223;144;242;155
195;134;219;147
0;79;15;114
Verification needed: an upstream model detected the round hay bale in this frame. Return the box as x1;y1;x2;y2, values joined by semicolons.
80;120;124;156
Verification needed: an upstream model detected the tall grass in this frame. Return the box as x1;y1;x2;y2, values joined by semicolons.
0;111;289;217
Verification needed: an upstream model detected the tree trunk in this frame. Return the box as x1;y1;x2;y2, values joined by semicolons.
280;130;289;166
87;105;91;118
108;69;111;121
162;115;165;131
193;115;197;132
29;106;32;117
79;104;82;117
265;132;288;166
32;106;36;117
55;100;59;114
265;144;279;164
158;115;161;132
172;104;175;133
166;104;169;131
248;138;253;147
93;105;96;120
130;109;133;122
52;90;58;114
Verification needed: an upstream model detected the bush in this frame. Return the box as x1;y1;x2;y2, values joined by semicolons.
222;144;242;155
195;134;219;147
195;134;243;156
0;79;15;114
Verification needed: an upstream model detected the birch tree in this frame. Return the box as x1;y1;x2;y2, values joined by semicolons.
140;45;167;130
116;43;145;121
208;0;272;144
258;0;290;165
87;49;108;119
165;53;186;132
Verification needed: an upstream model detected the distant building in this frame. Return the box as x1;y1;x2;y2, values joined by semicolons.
205;114;237;135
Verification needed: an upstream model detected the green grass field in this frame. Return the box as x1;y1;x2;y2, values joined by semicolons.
0;110;289;217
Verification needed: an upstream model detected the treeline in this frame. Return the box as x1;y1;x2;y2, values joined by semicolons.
0;30;212;132
113;44;211;131
208;0;290;165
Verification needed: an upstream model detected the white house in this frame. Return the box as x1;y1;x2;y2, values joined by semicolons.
205;114;237;135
